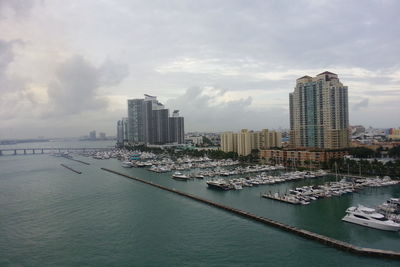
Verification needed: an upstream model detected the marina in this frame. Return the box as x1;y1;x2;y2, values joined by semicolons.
205;170;328;190
262;177;399;205
1;150;399;266
101;167;400;259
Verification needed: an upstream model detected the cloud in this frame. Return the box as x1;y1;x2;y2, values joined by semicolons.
0;39;25;92
166;86;288;132
98;59;130;87
45;55;129;117
1;0;400;137
0;0;36;18
352;98;369;111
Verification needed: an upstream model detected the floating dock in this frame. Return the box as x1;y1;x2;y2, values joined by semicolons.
262;193;301;204
60;164;82;174
100;167;400;260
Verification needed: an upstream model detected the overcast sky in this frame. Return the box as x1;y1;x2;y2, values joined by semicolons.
0;0;399;139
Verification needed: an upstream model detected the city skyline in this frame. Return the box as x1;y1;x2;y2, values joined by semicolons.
1;1;399;139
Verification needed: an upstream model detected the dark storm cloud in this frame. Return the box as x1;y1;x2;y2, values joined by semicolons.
46;55;129;116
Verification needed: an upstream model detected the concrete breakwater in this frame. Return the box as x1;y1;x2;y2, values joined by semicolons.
100;167;400;260
62;156;90;165
60;164;82;174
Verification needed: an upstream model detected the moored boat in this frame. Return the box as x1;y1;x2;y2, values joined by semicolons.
342;205;400;231
172;172;191;181
121;161;133;168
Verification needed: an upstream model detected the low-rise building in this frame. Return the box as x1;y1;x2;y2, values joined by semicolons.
221;129;282;156
259;149;348;166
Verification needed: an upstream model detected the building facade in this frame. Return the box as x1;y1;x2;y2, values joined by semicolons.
289;71;349;149
126;95;184;145
259;149;348;165
117;118;129;145
169;110;185;144
127;99;147;143
221;129;282;156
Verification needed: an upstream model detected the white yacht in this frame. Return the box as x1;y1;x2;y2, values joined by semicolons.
342;205;400;231
172;172;191;181
121;161;133;168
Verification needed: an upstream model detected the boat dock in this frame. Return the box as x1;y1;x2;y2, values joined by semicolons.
262;193;302;205
60;164;82;174
101;167;400;260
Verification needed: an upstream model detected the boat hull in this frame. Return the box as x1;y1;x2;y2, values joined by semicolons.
172;176;191;181
342;215;400;231
206;182;231;191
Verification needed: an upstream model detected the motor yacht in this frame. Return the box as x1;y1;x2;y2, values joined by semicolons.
121;161;133;168
172;172;191;181
342;205;400;231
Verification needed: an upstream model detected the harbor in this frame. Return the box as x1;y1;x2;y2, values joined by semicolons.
101;167;400;259
1;151;399;266
261;177;399;205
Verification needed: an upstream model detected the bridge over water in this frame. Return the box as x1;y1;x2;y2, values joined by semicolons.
0;147;114;156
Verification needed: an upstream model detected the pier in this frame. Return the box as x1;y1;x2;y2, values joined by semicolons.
0;147;113;156
101;167;400;260
60;164;82;174
262;193;301;204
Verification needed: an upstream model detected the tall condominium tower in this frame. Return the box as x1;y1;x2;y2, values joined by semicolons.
169;110;185;144
127;95;184;145
127;99;147;143
289;71;349;149
117;118;129;145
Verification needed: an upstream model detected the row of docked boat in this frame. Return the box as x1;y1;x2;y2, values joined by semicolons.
376;198;400;223
147;159;240;172
205;170;328;191
262;177;399;205
80;149;157;161
194;164;285;178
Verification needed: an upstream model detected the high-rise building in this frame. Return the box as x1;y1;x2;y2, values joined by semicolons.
117;117;129;145
123;117;128;143
221;129;282;156
89;130;96;140
238;129;252;156
99;132;106;140
127;99;147;143
127;94;184;145
117;120;124;144
289;71;349;149
169;110;185;144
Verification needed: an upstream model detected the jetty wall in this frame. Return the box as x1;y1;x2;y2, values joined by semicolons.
60;164;82;174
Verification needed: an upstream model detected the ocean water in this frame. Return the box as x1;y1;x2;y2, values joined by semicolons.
0;142;399;266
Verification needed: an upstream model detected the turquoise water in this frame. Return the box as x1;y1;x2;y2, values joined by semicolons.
0;143;399;266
